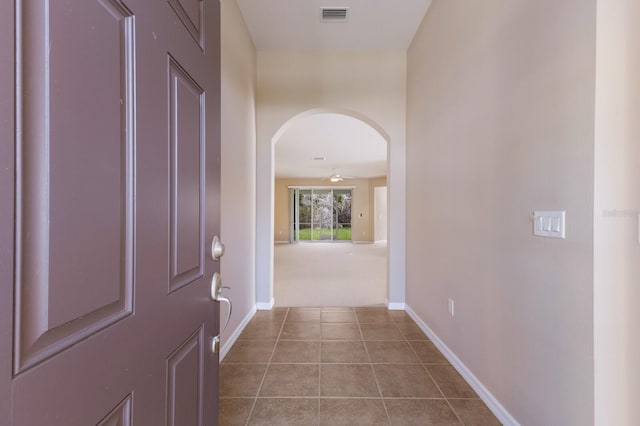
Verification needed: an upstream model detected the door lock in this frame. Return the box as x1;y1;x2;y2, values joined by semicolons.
211;235;225;261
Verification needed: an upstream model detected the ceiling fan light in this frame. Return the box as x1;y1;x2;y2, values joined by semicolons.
330;176;341;182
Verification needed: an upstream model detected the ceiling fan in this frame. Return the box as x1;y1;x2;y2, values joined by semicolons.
321;170;354;183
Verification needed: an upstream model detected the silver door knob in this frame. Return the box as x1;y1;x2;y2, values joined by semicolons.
211;235;225;260
210;272;229;300
211;335;220;354
211;272;232;336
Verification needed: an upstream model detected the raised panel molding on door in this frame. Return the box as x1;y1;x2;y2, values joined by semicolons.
97;394;133;426
14;0;136;374
168;55;206;294
168;0;204;49
166;325;205;426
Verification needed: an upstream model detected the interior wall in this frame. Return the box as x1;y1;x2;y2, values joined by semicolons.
256;52;406;307
594;0;640;423
369;177;387;240
374;186;387;242
274;178;382;243
220;0;257;344
406;1;595;425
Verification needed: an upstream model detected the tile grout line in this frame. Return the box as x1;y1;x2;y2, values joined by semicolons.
422;364;465;425
244;308;290;426
318;313;323;426
402;322;466;425
355;310;392;426
229;395;468;400
318;306;356;425
224;308;489;425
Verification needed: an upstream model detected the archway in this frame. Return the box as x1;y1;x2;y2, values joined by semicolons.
272;111;388;306
256;108;405;309
271;108;391;146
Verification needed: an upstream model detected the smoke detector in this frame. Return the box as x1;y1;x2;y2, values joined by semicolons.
320;7;349;22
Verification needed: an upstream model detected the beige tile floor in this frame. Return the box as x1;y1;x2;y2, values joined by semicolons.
220;307;502;425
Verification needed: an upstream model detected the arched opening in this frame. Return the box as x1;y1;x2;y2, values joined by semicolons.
271;108;391;146
270;109;390;307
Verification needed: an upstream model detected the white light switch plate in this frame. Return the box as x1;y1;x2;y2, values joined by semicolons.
533;211;566;239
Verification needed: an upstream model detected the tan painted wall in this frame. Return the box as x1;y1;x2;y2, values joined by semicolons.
406;1;595;424
274;177;386;243
594;1;640;424
368;177;387;240
220;0;257;345
257;52;406;305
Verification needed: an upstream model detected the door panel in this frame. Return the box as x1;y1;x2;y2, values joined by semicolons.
169;56;205;293
97;395;133;426
47;0;135;329
3;0;221;424
166;325;205;426
168;0;204;48
15;0;135;376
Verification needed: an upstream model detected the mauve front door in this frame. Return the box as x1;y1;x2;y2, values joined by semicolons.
0;0;221;424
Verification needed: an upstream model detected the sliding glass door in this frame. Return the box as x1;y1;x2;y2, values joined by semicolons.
313;189;333;240
291;188;352;242
296;189;312;241
333;189;352;241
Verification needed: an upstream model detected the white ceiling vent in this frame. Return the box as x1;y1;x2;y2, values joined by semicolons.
320;7;349;22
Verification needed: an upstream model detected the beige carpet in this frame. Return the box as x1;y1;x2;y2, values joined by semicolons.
274;242;387;307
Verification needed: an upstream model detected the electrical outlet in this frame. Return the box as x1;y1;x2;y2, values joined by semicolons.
448;298;455;317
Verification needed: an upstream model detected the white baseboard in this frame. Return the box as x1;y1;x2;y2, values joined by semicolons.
219;304;257;362
387;302;406;310
405;305;520;426
256;298;275;310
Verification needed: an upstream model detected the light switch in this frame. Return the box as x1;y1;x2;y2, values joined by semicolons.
533;211;566;239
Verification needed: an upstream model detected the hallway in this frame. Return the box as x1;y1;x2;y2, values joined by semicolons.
219;307;500;425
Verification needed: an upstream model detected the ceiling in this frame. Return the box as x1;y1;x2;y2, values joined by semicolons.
236;0;433;51
237;1;430;179
274;114;387;179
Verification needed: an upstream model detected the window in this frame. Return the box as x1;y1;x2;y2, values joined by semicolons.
291;188;352;242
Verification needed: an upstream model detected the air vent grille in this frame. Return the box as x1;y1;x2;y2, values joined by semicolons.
321;7;349;21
